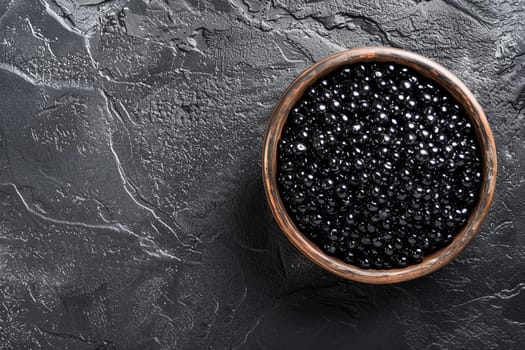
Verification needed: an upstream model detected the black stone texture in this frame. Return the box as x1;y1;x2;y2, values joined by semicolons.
0;0;523;349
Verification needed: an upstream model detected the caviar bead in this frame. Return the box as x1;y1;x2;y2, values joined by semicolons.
321;178;335;190
335;184;349;198
358;258;372;269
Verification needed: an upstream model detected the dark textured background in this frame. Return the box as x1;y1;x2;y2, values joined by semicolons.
0;0;523;349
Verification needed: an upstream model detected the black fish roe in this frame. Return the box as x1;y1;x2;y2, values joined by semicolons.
277;62;482;269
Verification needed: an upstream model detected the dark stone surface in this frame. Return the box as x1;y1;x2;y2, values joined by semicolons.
0;0;523;349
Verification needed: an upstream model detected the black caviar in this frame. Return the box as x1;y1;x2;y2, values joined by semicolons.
277;62;482;269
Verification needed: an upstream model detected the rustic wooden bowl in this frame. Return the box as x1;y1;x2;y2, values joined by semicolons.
262;47;497;284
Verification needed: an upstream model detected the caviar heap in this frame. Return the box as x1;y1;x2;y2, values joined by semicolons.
277;62;482;269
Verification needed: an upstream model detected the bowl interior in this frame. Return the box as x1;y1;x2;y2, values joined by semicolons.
262;47;497;284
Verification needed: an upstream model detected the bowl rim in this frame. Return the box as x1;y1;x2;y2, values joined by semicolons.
262;46;497;284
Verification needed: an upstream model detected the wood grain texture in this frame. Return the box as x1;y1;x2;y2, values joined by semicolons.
262;47;497;284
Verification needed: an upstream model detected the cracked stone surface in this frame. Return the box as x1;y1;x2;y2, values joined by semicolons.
0;0;523;349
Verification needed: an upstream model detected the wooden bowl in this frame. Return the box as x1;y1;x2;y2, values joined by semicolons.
262;47;497;284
